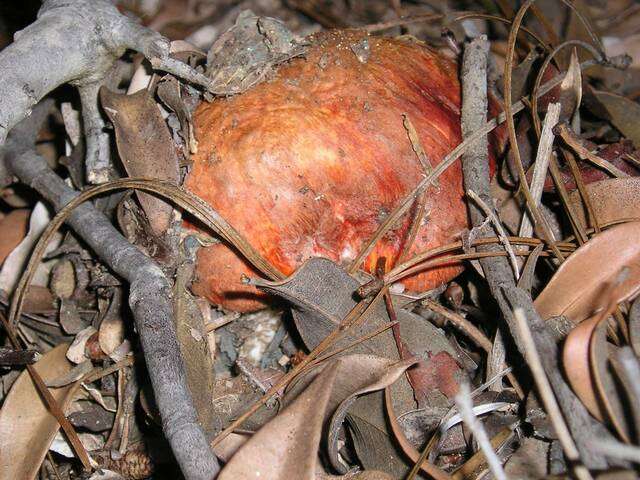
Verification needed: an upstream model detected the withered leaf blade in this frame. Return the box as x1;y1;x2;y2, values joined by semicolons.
173;256;218;439
255;257;362;351
205;10;304;95
563;314;605;421
534;222;640;323
590;321;633;442
99;88;179;236
592;90;640;146
511;49;539;100
569;177;640;227
218;354;415;480
256;258;459;364
0;344;79;480
558;48;582;125
346;413;413;478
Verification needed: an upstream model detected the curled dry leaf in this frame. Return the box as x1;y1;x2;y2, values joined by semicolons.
99;88;179;236
98;292;125;357
564;312;635;442
534;221;640;323
0;344;79;480
218;354;417;480
67;326;97;364
0;209;30;265
590;321;633;442
563;314;606;421
0;202;62;295
569;177;640;227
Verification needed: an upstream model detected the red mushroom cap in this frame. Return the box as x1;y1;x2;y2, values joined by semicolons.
186;30;497;311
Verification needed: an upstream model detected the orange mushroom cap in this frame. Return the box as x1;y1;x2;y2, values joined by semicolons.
185;30;500;311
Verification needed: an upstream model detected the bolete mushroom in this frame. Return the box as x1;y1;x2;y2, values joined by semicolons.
186;30;501;311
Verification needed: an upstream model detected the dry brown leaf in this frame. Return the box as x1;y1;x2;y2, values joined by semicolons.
568;177;640;227
0;344;80;480
0;209;30;265
563;314;605;421
534;221;640;322
592;91;640;147
99;88;179;236
98;293;125;357
591;321;633;442
218;354;416;480
173;259;218;438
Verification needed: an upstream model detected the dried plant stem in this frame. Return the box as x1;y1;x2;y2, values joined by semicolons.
455;382;507;480
503;2;565;261
564;149;601;234
589;440;640;464
513;309;593;480
519;102;561;239
548;156;589;244
556;123;629;178
467;189;520;279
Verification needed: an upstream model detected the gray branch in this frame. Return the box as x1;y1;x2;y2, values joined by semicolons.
460;36;611;469
0;0;221;472
0;0;207;184
4;124;219;479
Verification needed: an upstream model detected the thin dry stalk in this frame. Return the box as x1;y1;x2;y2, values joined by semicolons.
455;382;507;480
557;123;629;178
467;189;520;279
519;102;561;239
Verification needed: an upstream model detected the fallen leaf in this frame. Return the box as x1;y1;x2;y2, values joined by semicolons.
503;437;549;480
534;222;640;322
98;292;125;357
591;321;633;442
592;91;640;146
0;202;62;295
563;314;605;421
99;88;179;236
218;354;417;480
66;326;97;364
0;209;30;265
569;177;640;227
173;257;218;438
0;344;80;480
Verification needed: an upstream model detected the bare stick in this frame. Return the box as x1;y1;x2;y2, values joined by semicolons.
455;382;507;480
519;102;561;239
4;109;218;480
459;36;611;468
467;189;519;279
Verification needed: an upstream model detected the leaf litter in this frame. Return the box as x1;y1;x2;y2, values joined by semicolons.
3;1;640;479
